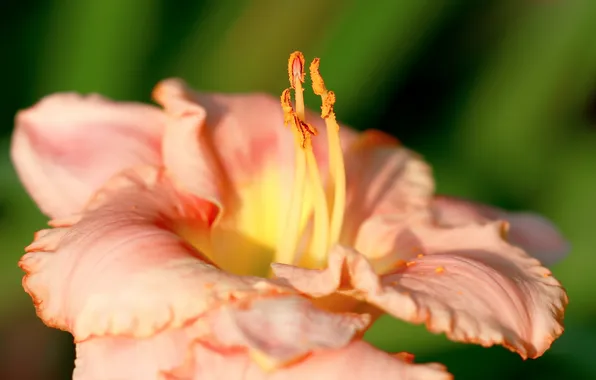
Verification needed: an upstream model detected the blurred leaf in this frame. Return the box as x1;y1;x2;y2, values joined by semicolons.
367;317;594;380
542;131;596;318
312;0;457;123
552;321;596;378
175;0;343;92
455;1;596;197
420;344;589;380
36;0;160;99
365;315;453;353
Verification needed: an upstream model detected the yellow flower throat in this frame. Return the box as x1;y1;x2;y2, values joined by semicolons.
185;51;347;277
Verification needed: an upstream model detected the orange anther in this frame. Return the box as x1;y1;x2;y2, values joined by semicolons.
288;51;305;89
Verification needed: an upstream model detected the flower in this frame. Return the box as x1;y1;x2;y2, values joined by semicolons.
12;51;568;379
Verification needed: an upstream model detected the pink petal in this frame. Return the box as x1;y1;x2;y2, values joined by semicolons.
167;341;451;380
73;339;450;380
432;196;570;266
353;215;424;273
202;296;369;367
72;297;369;380
152;79;359;274
11;93;164;218
153;78;358;200
152;79;222;208
273;223;568;359
72;328;194;380
341;130;435;244
21;167;370;378
19;166;283;341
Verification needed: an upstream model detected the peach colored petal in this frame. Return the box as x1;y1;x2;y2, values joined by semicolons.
341;130;435;244
72;328;193;380
72;298;369;380
19;167;288;341
353;215;423;273
153;79;360;274
153;78;358;198
11;93;164;218
21;167;371;378
152;79;223;209
202;296;369;368
273;223;567;359
432;196;570;266
163;341;451;380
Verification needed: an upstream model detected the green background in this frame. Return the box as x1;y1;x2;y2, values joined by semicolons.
1;1;595;379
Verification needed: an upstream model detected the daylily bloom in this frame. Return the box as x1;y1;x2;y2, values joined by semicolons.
12;51;568;379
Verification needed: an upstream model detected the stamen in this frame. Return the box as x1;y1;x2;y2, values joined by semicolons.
277;51;341;268
289;51;306;120
277;52;324;265
288;52;305;89
304;145;329;266
310;58;346;247
277;90;309;265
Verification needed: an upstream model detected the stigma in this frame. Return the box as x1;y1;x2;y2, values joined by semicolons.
276;51;346;268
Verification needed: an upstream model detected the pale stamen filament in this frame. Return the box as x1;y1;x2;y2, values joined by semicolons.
276;135;307;265
304;142;330;266
310;58;346;248
277;87;308;265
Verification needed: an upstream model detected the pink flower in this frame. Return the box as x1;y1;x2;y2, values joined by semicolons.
12;52;568;379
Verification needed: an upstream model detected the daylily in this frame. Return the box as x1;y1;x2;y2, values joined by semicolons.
12;51;568;380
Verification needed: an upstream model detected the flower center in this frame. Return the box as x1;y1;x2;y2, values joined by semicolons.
182;52;347;277
275;51;346;269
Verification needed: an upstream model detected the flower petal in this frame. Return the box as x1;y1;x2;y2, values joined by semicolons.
432;196;570;266
19;167;287;341
151;79;222;208
163;341;451;380
153;78;358;199
273;223;568;359
72;296;369;380
22;166;370;378
341;130;435;244
153;79;359;275
202;296;370;369
72;328;193;380
11;93;164;218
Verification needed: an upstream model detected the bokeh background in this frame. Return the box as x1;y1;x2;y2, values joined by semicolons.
1;1;595;379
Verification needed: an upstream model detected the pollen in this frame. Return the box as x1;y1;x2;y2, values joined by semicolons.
394;352;415;363
389;259;407;271
310;58;337;121
280;88;317;148
280;89;294;126
500;221;510;240
288;51;305;89
435;266;445;274
309;58;327;95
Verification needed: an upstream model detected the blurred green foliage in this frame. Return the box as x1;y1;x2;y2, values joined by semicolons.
1;0;595;379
